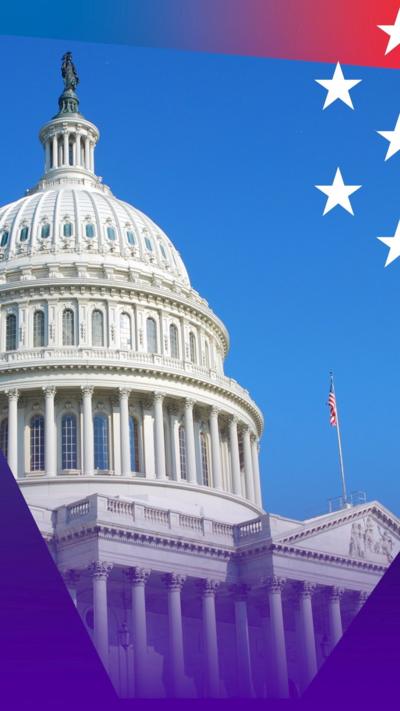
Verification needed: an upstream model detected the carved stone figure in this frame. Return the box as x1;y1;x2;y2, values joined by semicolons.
61;52;79;91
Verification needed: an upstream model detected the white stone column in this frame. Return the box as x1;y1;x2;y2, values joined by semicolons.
251;434;263;507
232;585;254;697
163;573;186;697
45;140;50;171
296;581;317;691
353;590;368;616
326;586;344;651
81;386;94;475
6;389;19;477
153;392;166;480
125;567;150;697
184;398;197;484
52;134;58;169
209;407;222;490
229;416;241;495
75;131;81;166
199;579;220;697
265;577;289;698
242;426;255;502
119;388;131;477
43;386;57;477
89;561;113;670
63;130;69;166
62;569;80;607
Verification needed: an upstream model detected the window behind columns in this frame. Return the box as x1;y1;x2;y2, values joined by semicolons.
200;432;210;486
129;416;140;472
120;312;132;349
92;310;104;347
0;418;8;459
61;414;77;470
189;332;197;364
93;414;109;470
5;313;17;351
33;310;45;348
146;317;157;353
179;425;187;480
62;309;75;346
30;415;45;471
169;323;179;358
204;340;210;368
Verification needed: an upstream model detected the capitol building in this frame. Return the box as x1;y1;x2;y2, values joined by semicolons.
0;54;399;698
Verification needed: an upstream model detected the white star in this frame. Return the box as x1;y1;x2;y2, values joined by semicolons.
315;168;361;216
378;9;400;55
315;62;361;109
378;221;400;266
377;114;400;160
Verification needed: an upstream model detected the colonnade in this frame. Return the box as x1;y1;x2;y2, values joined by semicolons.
3;386;262;505
44;129;96;172
62;565;367;699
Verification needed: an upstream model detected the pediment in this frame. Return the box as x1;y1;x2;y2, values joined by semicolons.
274;503;400;566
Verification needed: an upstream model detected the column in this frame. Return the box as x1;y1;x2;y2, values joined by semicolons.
296;581;317;690
125;567;150;697
199;579;220;697
209;407;222;490
326;586;344;651
353;590;368;616
45;140;50;171
52;134;58;169
229;416;241;495
153;392;166;480
43;386;56;476
63;130;69;166
162;573;186;697
265;577;289;698
6;389;19;477
251;434;263;507
184;399;197;484
90;140;94;171
81;386;94;475
242;426;255;502
89;561;113;670
75;132;81;166
62;569;80;607
119;388;131;477
84;135;90;169
232;585;254;697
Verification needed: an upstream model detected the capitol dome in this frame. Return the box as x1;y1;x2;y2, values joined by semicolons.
0;53;263;524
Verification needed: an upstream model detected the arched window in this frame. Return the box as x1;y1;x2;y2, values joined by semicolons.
20;226;29;242
144;237;153;252
41;223;50;239
85;223;95;238
6;313;17;351
62;309;74;346
200;432;210;486
93;414;109;470
159;243;167;259
146;317;157;353
179;426;187;481
106;226;116;241
0;418;8;458
61;414;77;470
30;415;45;471
33;310;45;348
92;310;104;347
169;324;179;359
189;332;197;364
204;340;210;369
126;230;135;245
63;221;73;237
1;230;9;247
129;416;140;472
120;312;132;349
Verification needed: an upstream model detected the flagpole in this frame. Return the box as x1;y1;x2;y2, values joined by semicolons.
330;372;348;506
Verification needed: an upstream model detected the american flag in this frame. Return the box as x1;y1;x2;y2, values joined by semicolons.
328;380;337;427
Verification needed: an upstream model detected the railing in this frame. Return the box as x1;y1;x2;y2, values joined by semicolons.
328;491;367;513
60;494;268;546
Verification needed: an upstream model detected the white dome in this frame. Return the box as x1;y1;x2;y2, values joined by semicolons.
0;185;190;286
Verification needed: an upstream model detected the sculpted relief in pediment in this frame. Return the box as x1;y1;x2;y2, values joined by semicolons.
349;516;394;564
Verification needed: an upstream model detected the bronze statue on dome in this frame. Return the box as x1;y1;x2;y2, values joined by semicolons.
61;52;79;92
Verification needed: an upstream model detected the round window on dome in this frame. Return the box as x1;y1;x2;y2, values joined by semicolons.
19;226;29;242
85;223;95;238
0;230;9;247
106;226;116;241
41;223;50;239
63;221;73;238
126;230;135;246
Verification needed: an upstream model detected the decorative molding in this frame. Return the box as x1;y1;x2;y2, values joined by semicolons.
88;560;113;579
197;578;220;597
263;576;286;594
162;572;186;591
81;385;94;397
294;580;317;599
124;566;151;586
324;585;345;603
43;385;56;398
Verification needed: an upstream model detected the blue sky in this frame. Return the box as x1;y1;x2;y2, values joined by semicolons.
1;34;399;520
